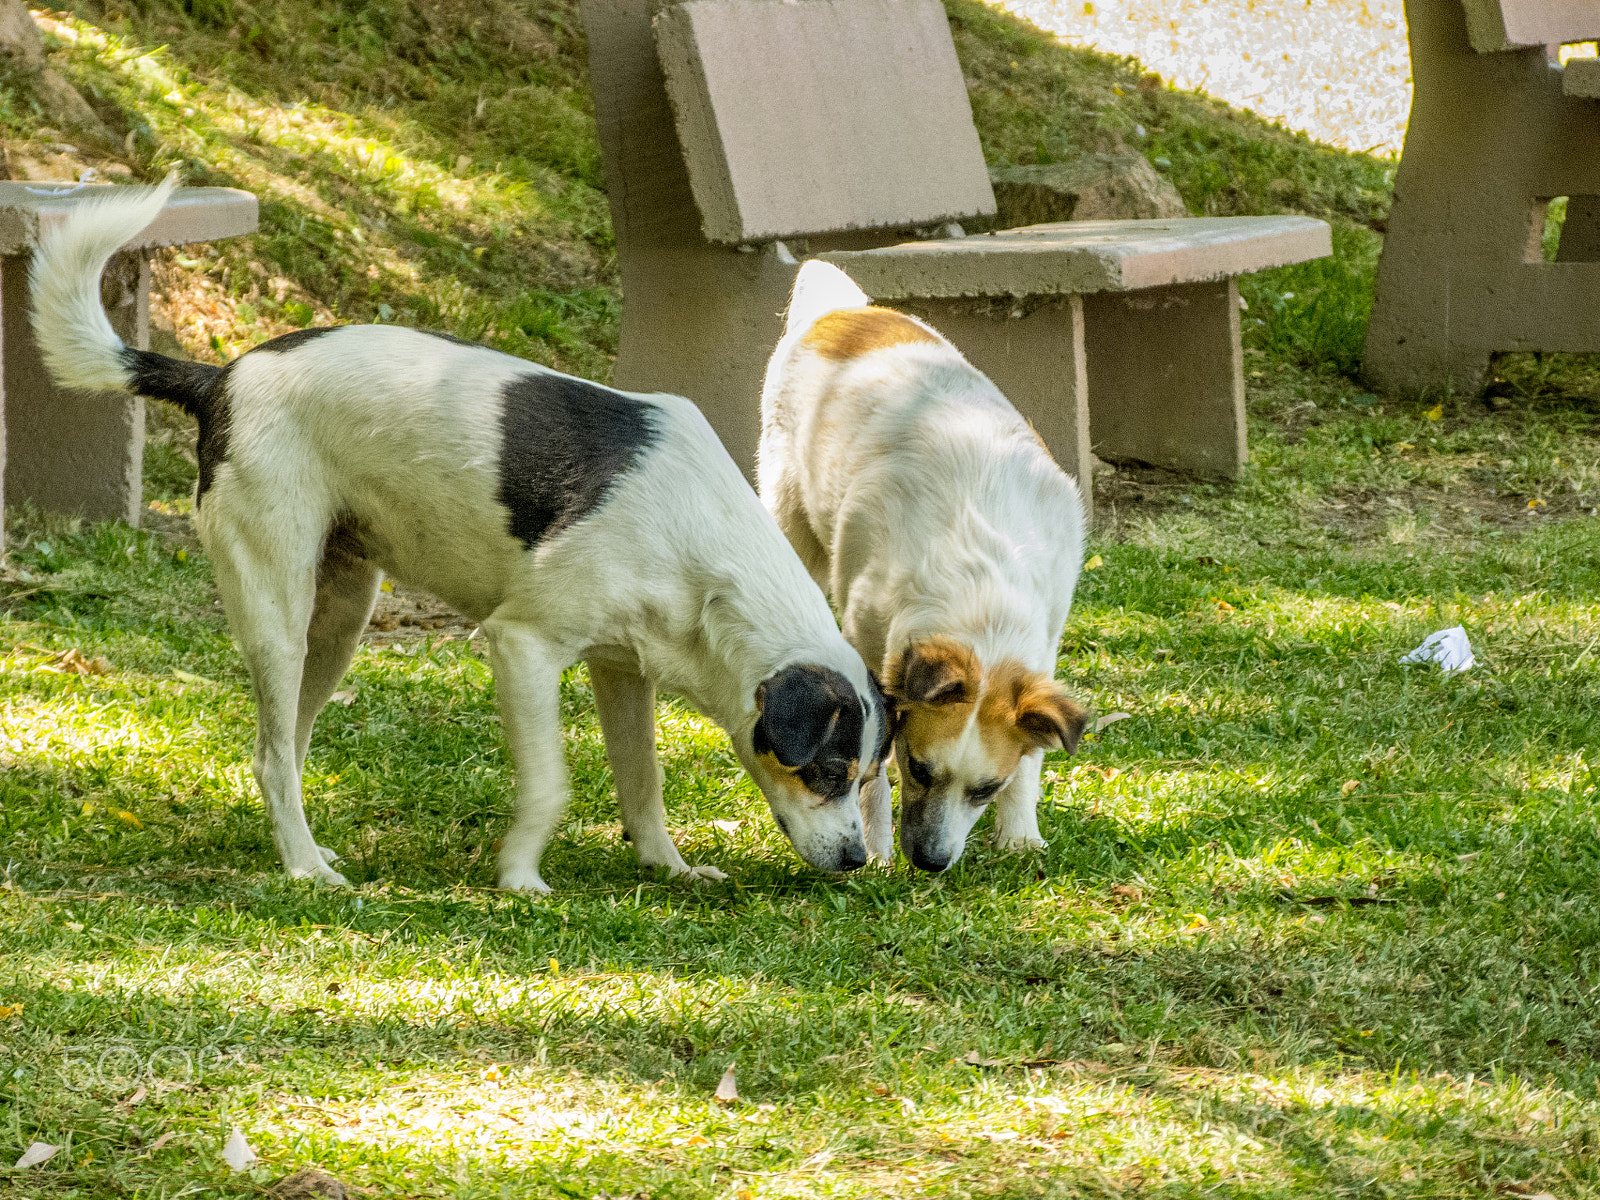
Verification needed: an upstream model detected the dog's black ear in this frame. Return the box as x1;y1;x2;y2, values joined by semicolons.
754;665;846;768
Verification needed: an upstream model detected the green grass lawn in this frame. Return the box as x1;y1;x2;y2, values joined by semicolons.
5;361;1600;1196
3;0;1600;1196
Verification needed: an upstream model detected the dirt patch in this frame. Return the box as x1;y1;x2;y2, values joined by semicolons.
365;582;476;643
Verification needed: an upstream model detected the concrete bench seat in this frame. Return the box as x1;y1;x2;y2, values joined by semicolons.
587;0;1329;512
0;181;257;549
819;216;1330;298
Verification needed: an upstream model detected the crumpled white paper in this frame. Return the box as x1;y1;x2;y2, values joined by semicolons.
14;1142;60;1169
221;1128;257;1172
1400;626;1475;673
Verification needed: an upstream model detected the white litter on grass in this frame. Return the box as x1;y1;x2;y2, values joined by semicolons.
1400;626;1475;673
713;1064;739;1103
15;1142;60;1169
1094;712;1133;733
221;1128;257;1171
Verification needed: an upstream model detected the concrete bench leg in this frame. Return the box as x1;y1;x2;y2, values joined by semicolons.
898;294;1092;511
1082;278;1246;478
3;248;148;532
612;243;798;482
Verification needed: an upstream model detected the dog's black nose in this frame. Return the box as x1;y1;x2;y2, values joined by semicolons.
837;843;868;872
910;845;951;873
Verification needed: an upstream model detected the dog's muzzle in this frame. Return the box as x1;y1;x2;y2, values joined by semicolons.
909;844;952;873
900;795;959;873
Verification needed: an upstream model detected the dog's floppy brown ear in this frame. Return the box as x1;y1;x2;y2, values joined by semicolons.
754;665;846;768
1014;679;1088;754
891;637;977;706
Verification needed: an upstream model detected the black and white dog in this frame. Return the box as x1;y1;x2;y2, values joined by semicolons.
31;180;890;892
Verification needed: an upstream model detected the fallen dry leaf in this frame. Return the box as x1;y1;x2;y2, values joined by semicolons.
110;809;144;829
0;1003;22;1020
122;1085;147;1107
1094;712;1132;733
1110;884;1141;903
47;648;110;675
222;1127;258;1172
15;1142;60;1169
1185;913;1211;930
147;1131;175;1154
962;1050;1006;1067
713;1063;738;1103
1341;779;1362;796
329;690;356;705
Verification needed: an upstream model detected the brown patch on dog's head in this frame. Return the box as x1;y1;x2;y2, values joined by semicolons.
977;662;1088;760
885;636;977;751
887;640;1085;782
801;306;943;361
887;636;977;707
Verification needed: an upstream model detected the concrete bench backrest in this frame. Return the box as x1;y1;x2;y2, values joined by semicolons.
653;0;996;244
1461;0;1600;52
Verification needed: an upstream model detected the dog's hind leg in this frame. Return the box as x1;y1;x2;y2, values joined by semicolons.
992;749;1047;852
859;763;895;864
292;530;382;868
589;661;727;882
296;529;381;772
209;523;348;885
484;618;573;893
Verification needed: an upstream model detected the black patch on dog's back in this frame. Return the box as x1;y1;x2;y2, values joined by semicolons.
252;326;342;354
120;347;231;504
496;372;657;549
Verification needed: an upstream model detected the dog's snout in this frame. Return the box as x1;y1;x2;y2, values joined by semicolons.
837;842;868;872
910;844;952;873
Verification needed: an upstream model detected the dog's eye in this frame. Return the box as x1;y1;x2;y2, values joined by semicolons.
905;754;934;788
967;780;1003;805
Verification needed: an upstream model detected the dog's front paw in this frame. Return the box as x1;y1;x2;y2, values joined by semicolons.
498;865;552;893
671;863;728;883
865;828;896;865
994;832;1047;853
288;862;350;886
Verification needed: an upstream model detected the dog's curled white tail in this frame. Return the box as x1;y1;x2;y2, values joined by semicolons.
29;174;177;394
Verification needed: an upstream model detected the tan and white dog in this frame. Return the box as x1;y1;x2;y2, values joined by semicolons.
759;260;1088;872
30;182;890;892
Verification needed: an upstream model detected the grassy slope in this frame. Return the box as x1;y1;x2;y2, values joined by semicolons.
4;3;1600;1199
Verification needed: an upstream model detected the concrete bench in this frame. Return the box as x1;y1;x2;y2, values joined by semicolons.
584;0;1329;507
1366;0;1600;394
0;181;257;550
